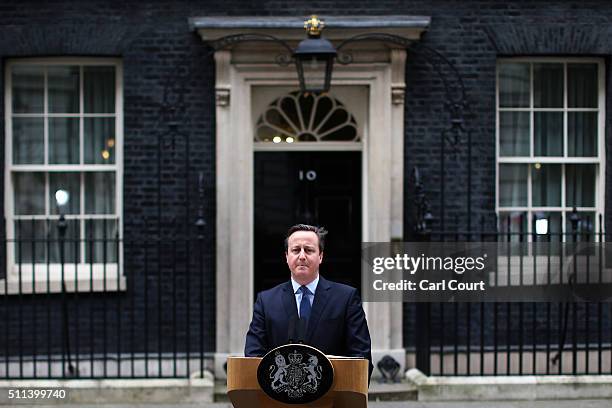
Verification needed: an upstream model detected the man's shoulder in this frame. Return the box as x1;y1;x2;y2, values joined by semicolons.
255;277;358;299
320;277;358;296
257;281;291;300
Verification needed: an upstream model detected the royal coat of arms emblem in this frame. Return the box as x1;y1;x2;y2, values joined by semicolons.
257;344;334;404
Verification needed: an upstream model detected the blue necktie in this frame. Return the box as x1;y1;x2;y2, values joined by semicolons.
299;286;312;321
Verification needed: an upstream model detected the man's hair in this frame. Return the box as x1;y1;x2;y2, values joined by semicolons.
284;224;328;252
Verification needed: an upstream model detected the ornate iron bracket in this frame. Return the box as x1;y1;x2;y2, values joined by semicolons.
411;166;433;238
164;30;471;149
155;26;472;233
208;33;294;65
336;33;470;147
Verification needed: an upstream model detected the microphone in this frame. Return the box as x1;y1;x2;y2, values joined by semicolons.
296;317;308;344
287;316;297;344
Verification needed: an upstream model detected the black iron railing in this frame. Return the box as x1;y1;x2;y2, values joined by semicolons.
1;213;611;378
413;213;612;376
1;217;214;379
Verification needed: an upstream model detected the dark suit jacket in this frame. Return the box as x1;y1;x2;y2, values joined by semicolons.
245;276;373;379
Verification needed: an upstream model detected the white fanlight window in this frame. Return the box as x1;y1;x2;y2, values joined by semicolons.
255;91;359;144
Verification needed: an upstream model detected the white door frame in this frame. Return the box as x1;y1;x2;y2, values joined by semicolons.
212;45;408;377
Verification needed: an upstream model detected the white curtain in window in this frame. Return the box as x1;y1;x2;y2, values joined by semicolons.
11;65;44;113
534;112;563;156
85;118;115;164
568;64;598;108
566;165;596;207
14;173;45;215
500;112;529;156
49;118;79;164
569;112;597;157
499;164;527;207
85;172;115;214
85;219;118;263
534;63;563;108
84;66;115;113
532;164;561;206
48;66;79;113
13;118;44;164
499;63;529;107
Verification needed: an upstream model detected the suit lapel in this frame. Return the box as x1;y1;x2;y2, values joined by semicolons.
306;276;332;343
281;281;299;320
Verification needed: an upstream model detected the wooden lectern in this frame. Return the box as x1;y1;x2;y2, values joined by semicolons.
227;356;368;408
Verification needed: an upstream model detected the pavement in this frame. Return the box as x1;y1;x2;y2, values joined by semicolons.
11;401;612;408
4;375;612;407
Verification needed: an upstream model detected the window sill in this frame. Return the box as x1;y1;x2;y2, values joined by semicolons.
0;264;126;295
490;256;612;286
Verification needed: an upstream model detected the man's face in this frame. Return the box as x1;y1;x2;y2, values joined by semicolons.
286;230;323;285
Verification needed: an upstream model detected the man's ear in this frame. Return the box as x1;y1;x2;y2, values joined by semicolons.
319;251;324;263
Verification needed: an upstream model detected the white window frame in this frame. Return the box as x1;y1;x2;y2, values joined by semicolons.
496;57;606;238
2;57;125;294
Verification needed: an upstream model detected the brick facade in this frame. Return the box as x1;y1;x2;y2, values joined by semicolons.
0;1;610;362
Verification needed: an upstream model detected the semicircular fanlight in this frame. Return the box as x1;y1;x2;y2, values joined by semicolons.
255;91;359;143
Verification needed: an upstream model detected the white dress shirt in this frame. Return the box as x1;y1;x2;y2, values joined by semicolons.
291;275;319;318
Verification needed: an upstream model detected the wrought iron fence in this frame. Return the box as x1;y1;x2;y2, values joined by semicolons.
413;213;612;376
1;213;611;379
0;217;215;379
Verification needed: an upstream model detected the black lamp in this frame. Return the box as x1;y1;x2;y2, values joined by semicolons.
294;16;337;94
569;207;581;234
55;189;70;237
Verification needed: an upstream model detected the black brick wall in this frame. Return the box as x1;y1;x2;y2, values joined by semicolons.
0;6;218;358
0;1;610;361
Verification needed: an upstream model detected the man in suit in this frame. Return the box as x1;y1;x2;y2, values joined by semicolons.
245;224;373;380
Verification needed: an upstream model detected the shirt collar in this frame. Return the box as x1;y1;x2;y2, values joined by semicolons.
291;274;319;295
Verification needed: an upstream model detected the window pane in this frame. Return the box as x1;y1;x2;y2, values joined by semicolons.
534;63;563;108
13;118;44;164
49;118;79;164
14;172;45;215
85;172;115;214
532;212;562;255
532;164;561;207
84;118;115;164
565;211;595;237
84;66;115;113
568;63;598;108
498;212;527;254
566;164;596;207
499;211;527;235
313;95;333;128
12;65;44;113
48;219;79;263
48;66;79;113
299;93;315;126
534;112;563;156
49;173;80;215
85;219;118;263
265;108;294;135
500;112;529;156
568;112;597;157
532;211;562;235
499;63;530;108
256;125;280;142
499;164;527;207
14;219;46;263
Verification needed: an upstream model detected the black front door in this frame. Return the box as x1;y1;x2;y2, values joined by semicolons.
254;151;361;296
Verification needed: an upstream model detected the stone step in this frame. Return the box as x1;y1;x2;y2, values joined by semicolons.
213;380;417;402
